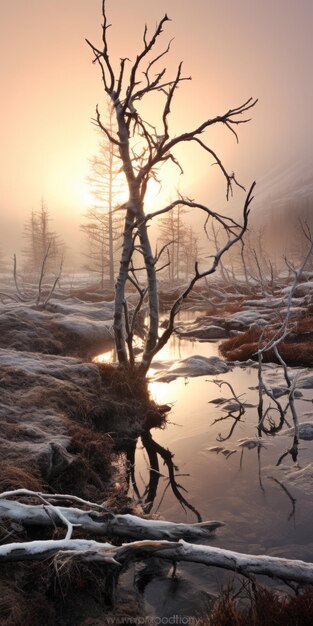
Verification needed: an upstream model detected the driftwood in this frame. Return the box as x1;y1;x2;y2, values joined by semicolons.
1;536;313;586
0;498;222;541
1;491;313;585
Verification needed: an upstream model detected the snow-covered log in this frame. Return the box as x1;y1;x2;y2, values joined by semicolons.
0;538;118;564
118;539;313;585
0;498;223;541
1;536;313;585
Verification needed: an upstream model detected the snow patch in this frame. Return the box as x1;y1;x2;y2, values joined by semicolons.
154;355;230;381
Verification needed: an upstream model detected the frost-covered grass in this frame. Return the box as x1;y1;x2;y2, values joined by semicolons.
0;298;114;358
0;287;169;624
0;348;114;498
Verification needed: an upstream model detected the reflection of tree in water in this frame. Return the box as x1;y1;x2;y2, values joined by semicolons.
208;369;305;468
207;380;300;522
126;430;202;522
269;477;297;522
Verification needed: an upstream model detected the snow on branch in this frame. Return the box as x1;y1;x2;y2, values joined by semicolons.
0;493;223;541
1;490;313;585
1;533;313;586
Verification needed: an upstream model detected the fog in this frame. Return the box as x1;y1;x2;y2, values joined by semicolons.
1;0;313;265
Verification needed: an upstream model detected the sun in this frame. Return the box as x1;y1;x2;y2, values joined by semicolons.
73;179;94;211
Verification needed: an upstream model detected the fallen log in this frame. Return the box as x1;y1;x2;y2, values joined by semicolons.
117;539;313;585
0;537;313;586
0;538;118;564
0;498;223;541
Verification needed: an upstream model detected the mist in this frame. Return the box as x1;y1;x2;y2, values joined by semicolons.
1;0;313;265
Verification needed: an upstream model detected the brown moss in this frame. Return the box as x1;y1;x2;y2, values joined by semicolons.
219;327;262;361
220;325;313;367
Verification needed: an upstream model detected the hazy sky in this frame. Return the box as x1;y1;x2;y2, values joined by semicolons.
1;0;313;257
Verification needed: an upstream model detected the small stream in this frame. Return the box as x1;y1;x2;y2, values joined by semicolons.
97;314;313;617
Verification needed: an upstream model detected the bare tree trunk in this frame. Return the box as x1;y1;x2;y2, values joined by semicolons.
137;215;159;360
114;209;135;364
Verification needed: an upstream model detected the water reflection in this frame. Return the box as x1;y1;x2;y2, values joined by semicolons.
269;477;297;523
94;332;219;368
126;431;202;522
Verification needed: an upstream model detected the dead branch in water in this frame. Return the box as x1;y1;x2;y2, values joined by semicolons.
1;532;313;586
0;490;313;585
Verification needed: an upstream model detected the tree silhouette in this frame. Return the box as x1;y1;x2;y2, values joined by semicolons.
22;201;63;277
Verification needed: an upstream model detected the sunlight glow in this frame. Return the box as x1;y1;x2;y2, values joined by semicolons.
93;349;115;364
144;177;162;211
148;380;173;406
79;181;94;209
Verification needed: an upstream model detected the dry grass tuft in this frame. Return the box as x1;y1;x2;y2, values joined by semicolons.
294;314;313;335
0;570;56;626
0;462;44;493
198;580;313;626
99;363;150;402
69;284;115;302
198;302;245;319
96;363;169;435
279;341;313;367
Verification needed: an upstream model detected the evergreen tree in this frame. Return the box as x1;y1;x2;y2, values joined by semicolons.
81;108;124;289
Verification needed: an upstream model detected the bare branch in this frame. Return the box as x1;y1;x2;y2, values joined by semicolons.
123;14;171;111
143;198;242;234
93;105;122;146
116;57;130;97
260;232;313;354
192;137;245;199
140;182;255;371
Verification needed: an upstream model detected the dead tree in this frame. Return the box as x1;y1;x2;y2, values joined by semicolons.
86;1;256;375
